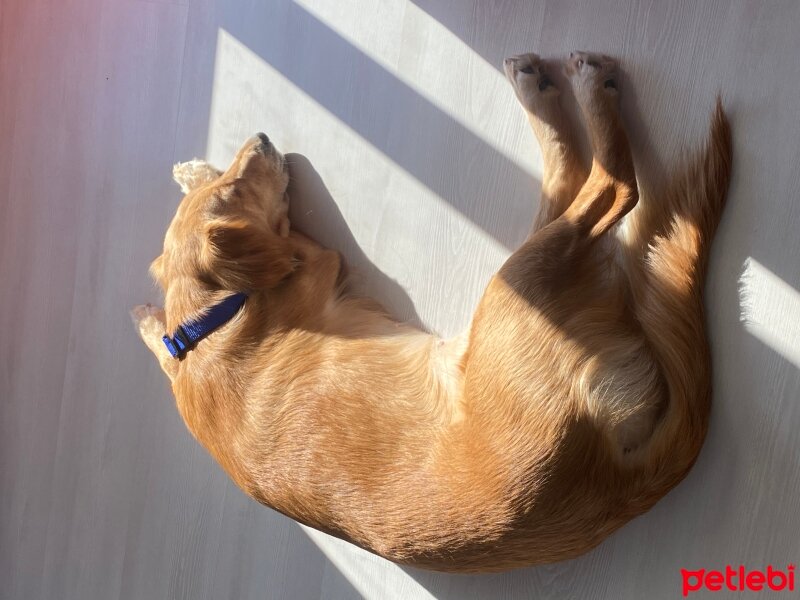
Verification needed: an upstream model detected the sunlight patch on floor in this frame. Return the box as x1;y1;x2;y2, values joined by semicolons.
300;525;437;600
739;257;800;369
293;0;537;178
206;27;509;335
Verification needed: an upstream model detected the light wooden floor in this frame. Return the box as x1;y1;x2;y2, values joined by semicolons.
2;0;799;598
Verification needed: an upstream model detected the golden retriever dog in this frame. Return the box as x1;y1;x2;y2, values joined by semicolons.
132;52;732;572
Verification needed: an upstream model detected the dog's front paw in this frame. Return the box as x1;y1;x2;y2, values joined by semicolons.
130;303;167;339
565;51;619;108
504;53;560;114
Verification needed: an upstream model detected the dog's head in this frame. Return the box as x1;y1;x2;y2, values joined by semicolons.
152;134;295;327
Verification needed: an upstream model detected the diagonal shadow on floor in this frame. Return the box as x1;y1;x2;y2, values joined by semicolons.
213;0;538;251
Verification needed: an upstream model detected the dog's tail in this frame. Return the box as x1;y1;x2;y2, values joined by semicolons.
635;99;732;488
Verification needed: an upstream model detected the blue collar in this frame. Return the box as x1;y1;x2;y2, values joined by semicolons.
162;292;248;359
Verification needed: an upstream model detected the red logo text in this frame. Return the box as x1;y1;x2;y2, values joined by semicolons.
681;565;795;596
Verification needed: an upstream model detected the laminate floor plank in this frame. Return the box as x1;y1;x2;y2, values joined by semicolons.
2;1;798;599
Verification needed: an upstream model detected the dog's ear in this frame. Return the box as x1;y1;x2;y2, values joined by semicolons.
173;159;223;194
202;218;295;291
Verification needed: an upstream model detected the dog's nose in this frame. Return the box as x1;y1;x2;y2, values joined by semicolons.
256;132;270;146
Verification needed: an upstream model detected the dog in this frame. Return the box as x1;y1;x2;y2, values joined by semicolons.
132;52;732;573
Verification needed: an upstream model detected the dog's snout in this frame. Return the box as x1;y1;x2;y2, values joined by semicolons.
256;132;270;147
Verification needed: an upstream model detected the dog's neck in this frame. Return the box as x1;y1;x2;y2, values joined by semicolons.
163;277;238;334
161;292;247;359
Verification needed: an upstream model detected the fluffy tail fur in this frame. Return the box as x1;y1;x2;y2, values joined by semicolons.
635;100;732;487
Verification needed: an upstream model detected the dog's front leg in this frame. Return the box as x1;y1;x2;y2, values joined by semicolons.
130;304;178;382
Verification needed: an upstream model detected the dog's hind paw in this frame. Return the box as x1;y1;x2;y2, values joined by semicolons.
504;53;560;114
565;51;619;105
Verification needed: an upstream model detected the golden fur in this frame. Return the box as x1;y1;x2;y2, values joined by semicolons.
132;53;732;572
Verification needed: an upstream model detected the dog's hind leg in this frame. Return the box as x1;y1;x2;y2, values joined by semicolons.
472;54;663;459
504;54;588;235
499;51;639;293
560;52;639;240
